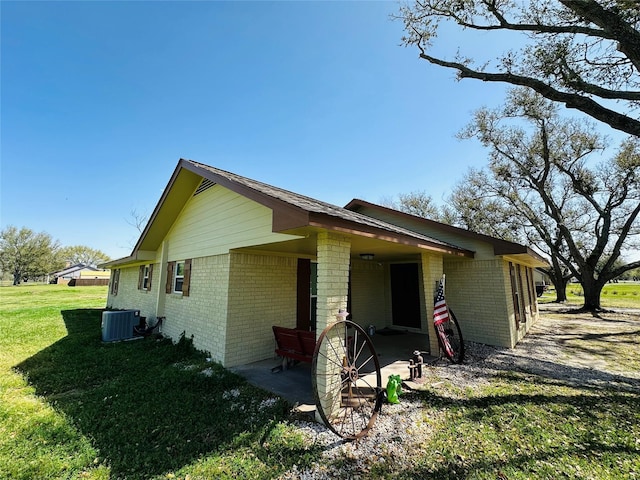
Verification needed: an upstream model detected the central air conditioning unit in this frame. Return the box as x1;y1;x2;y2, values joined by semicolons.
101;310;141;342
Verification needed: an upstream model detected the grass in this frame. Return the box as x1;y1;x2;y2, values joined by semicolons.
540;282;640;309
2;284;639;479
400;374;640;479
0;285;319;479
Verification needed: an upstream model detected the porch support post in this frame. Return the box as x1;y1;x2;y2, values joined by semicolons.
316;231;351;332
155;240;169;319
421;252;443;357
315;231;351;424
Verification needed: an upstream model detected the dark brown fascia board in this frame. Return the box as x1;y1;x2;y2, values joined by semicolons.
345;198;540;259
183;160;310;231
308;212;475;258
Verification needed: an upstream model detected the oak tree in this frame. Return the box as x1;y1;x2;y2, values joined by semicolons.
456;88;640;310
398;0;640;136
0;226;62;284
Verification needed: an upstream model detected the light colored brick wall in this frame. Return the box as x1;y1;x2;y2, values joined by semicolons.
316;231;351;333
224;253;297;367
315;231;351;424
163;254;230;363
350;259;386;329
421;253;443;355
444;258;513;347
106;265;159;321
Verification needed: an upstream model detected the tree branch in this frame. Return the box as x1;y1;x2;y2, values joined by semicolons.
420;53;640;137
559;0;640;72
427;0;617;40
558;58;640;100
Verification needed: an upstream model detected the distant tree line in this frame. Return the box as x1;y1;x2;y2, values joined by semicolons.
0;226;111;285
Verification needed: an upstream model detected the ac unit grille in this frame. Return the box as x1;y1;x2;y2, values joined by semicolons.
101;310;140;342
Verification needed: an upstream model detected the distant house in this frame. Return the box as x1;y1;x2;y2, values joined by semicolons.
50;263;110;285
101;159;547;368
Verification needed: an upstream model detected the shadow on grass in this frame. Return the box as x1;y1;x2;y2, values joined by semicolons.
392;377;640;480
15;309;298;479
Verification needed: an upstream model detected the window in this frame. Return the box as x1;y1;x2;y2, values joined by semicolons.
166;259;191;296
174;261;185;293
525;267;536;314
296;259;318;331
110;269;120;296
138;264;153;291
509;262;521;328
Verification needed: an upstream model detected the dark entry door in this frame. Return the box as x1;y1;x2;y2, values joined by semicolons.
390;263;422;329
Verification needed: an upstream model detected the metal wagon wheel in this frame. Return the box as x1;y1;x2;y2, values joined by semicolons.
312;320;383;440
437;308;465;364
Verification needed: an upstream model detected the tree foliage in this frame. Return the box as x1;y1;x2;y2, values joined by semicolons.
382;190;444;220
455;88;640;310
398;0;640;136
58;245;111;267
0;226;62;284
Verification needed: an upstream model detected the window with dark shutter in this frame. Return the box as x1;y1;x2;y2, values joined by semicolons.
111;269;120;296
182;259;191;297
509;262;521;328
147;264;153;291
138;266;144;290
166;261;175;294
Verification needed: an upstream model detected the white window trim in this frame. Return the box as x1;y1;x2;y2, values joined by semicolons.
173;261;185;294
142;265;150;290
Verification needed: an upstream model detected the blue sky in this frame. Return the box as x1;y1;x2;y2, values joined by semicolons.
1;1;541;260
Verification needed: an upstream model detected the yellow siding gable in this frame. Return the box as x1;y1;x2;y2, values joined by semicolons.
164;184;301;261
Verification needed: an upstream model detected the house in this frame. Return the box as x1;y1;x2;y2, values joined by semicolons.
100;159;547;368
50;263;110;285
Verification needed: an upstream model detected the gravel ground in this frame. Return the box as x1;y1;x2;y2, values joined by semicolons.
278;305;640;479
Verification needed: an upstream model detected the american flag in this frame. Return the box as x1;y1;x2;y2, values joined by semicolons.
433;276;449;326
434;275;454;357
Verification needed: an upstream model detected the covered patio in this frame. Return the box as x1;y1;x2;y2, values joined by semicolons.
230;330;437;411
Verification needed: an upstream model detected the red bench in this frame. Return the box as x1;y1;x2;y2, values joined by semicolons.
272;326;316;369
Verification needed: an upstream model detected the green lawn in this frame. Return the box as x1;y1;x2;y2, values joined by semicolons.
540;282;640;308
0;285;316;480
1;284;639;479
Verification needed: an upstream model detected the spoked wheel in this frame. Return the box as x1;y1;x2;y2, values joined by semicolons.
312;320;383;440
436;308;465;364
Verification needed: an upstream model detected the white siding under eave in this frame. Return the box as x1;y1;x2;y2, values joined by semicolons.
164;184;300;262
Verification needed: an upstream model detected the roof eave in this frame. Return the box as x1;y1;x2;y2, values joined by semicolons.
98;251;157;269
308;212;475;258
346;198;546;263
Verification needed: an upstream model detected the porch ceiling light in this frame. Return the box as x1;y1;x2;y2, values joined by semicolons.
360;253;375;261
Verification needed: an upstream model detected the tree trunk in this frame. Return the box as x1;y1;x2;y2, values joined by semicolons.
580;276;604;311
546;265;569;303
554;277;569;302
13;272;21;285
